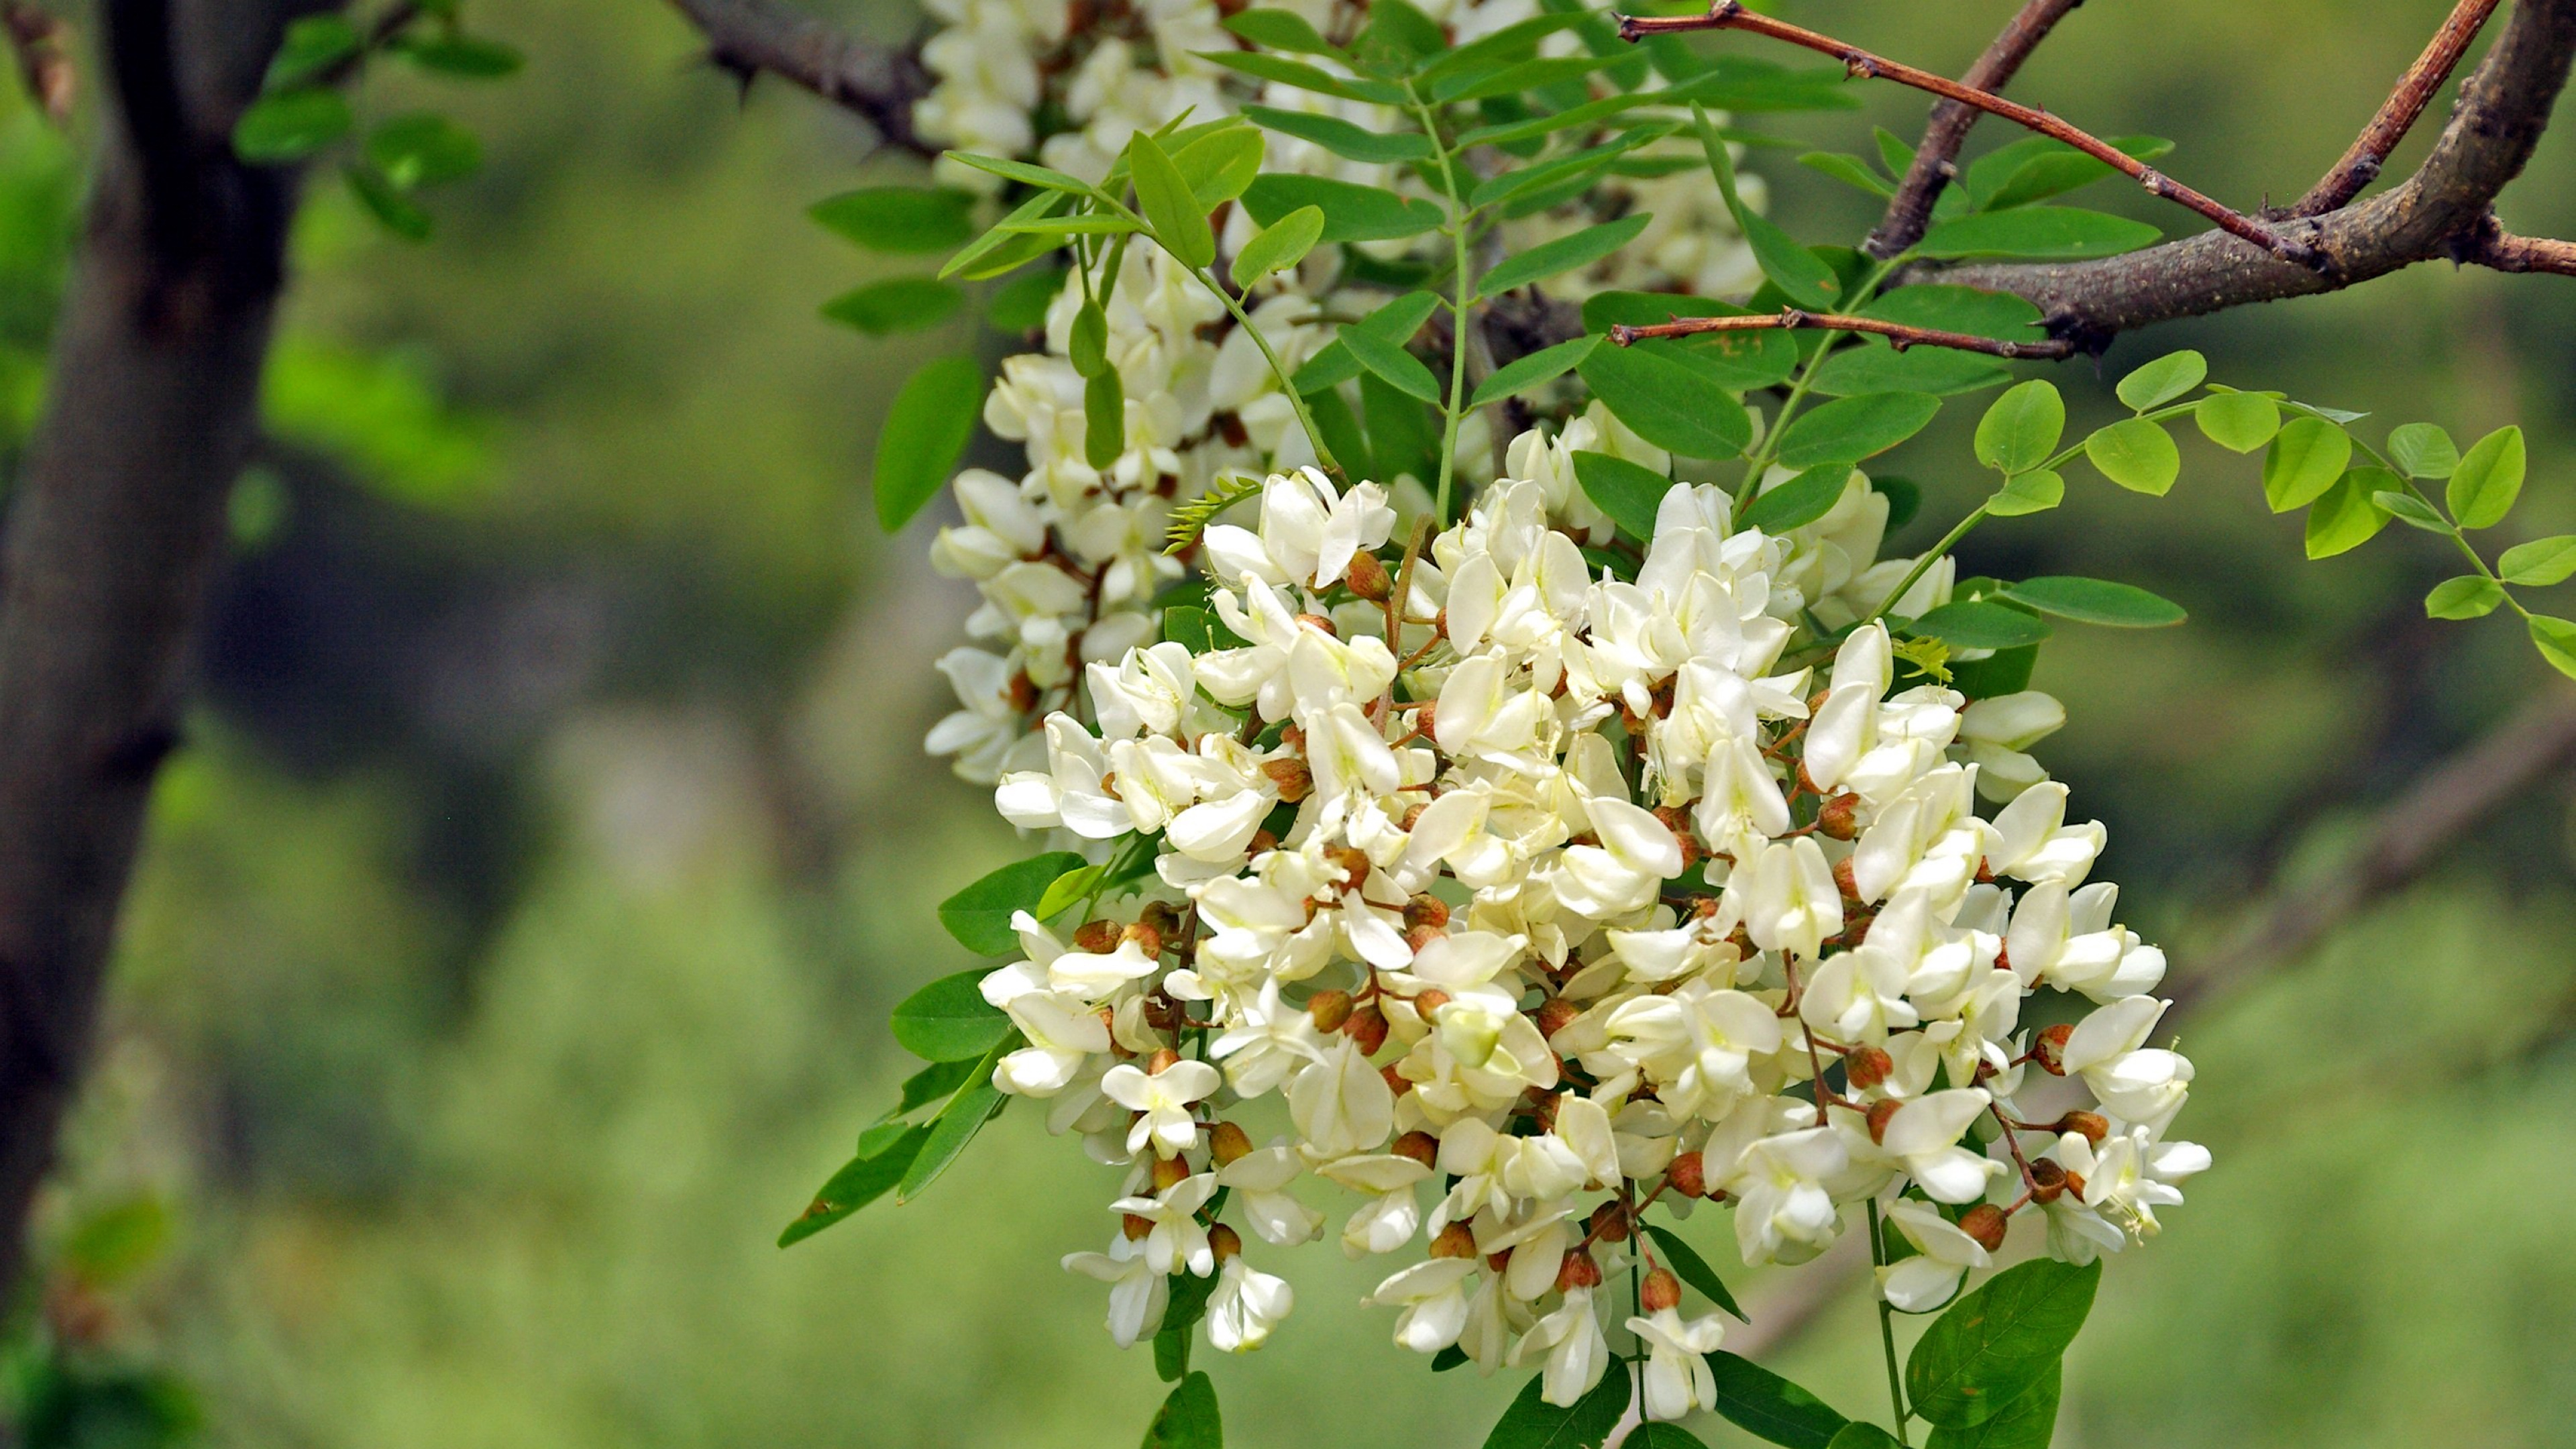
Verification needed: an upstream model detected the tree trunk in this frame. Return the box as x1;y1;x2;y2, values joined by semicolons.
0;0;305;1305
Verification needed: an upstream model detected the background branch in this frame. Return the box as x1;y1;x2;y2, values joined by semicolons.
1867;0;2087;260
2291;0;2505;216
663;0;931;154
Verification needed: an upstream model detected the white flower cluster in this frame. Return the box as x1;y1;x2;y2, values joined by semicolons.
920;0;1762;783
974;461;2208;1408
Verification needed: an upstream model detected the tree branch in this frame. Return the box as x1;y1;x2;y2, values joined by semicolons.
1617;1;2317;266
661;0;932;154
1867;0;2086;261
2292;0;2505;216
1927;0;2576;343
2463;219;2576;274
1609;307;2076;360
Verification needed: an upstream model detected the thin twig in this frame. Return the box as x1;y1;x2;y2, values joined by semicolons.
1868;0;2086;260
663;0;933;153
2292;0;2506;216
2462;219;2576;274
2;2;73;123
1610;306;2076;360
1617;1;2319;268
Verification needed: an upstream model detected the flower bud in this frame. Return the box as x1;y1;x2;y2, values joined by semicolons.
1295;612;1339;637
1248;829;1280;855
2031;1024;2072;1075
2061;1170;2088;1199
1652;806;1703;867
1817;793;1862;841
1345;1004;1389;1055
1587;1199;1630;1244
1209;1120;1253;1167
1073;919;1122;953
1430;1222;1479;1259
1403;893;1450;932
1392;1130;1438;1168
1122;1213;1155;1242
2054;1110;2108;1144
1413;988;1453;1018
1404;923;1445;953
1960;1203;2008;1252
1209;1222;1243;1264
1640;1267;1682;1313
1665;1150;1707;1200
1845;1046;1894;1091
1866;1098;1902;1145
1122;919;1167;959
1138;900;1183;937
1152;1155;1191;1192
1534;997;1581;1040
1556;1249;1603;1292
1381;1063;1413;1096
1326;846;1371;891
2027;1158;2067;1204
1345;551;1393;601
1261;757;1313;802
1141;991;1181;1033
1307;989;1353;1032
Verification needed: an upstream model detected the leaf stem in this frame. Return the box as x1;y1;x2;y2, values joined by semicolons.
1408;82;1479;525
2331;421;2536;621
1866;500;1991;626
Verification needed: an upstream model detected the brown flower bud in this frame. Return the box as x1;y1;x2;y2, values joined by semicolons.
1556;1249;1603;1293
1381;1063;1413;1096
1845;1046;1894;1091
1587;1199;1630;1244
1392;1130;1439;1168
1817;793;1862;841
1248;829;1280;855
2054;1110;2108;1144
1831;855;1862;903
1209;1223;1244;1264
1404;922;1446;953
1209;1120;1254;1167
1345;552;1393;601
1122;920;1167;959
1122;1213;1155;1241
1295;612;1339;637
1399;802;1428;831
1640;1267;1682;1313
1345;1004;1389;1055
1534;997;1581;1040
1008;672;1040;714
1145;1048;1182;1076
1409;702;1436;739
1073;919;1122;953
1866;1098;1904;1146
1665;1150;1708;1200
1261;757;1313;802
1152;1155;1191;1192
1279;722;1305;752
1403;893;1450;932
2027;1158;2067;1205
2061;1170;2088;1199
1307;989;1354;1032
1413;988;1453;1018
1139;901;1183;938
1326;845;1371;891
1141;990;1182;1033
1487;1250;1513;1273
1430;1222;1479;1259
1652;806;1703;867
2031;1023;2073;1075
1960;1203;2008;1253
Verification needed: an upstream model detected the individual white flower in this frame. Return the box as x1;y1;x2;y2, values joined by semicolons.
1513;1287;1612;1406
1108;1171;1219;1277
1061;1231;1169;1348
1877;1197;1992;1312
1318;1152;1432;1258
2059;995;2194;1131
1206;1254;1295;1352
1723;1122;1848;1264
2057;1124;2210;1240
1626;1306;1726;1419
1365;1257;1481;1354
1604;979;1783;1120
1873;1089;2006;1203
1737;837;1843;959
1288;1034;1397;1159
1102;1059;1222;1159
1217;1141;1326;1246
1956;690;2064;801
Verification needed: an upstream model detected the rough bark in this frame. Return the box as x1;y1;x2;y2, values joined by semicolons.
0;0;308;1306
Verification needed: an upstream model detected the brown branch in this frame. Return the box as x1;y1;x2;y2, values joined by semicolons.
662;0;932;154
2292;0;2506;217
3;2;73;123
1617;2;2317;267
2463;220;2576;274
1609;306;2076;360
1868;0;2086;261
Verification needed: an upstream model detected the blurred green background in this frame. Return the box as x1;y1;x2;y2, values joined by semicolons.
7;1;2576;1445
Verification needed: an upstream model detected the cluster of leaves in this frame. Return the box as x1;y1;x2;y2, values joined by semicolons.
231;1;522;240
2;1197;202;1449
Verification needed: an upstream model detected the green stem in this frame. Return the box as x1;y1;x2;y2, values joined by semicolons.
2329;421;2536;621
1866;500;1991;625
1408;83;1478;525
1866;1200;1912;1446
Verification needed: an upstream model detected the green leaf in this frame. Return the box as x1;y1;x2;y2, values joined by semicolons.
938;851;1088;954
811;186;977;254
1703;1351;1849;1448
1571;451;1672;542
2084;417;2180;494
1800;150;1895;197
1032;863;1107;921
2195;392;2280;453
1987;469;2065;517
1222;8;1344;56
890;970;1012;1062
941;152;1094;195
1906;1257;2100;1428
874;354;984;531
1695;105;1839;309
1578;345;1751;460
896;1043;1008;1203
2531;615;2576;680
2447;425;2525;527
1875;476;1923;529
1875;125;1919;176
2262;417;2353;511
1479;214;1653;299
1815;347;2007;399
1776;392;1939;470
1130;133;1216;270
394;34;523;78
2371;488;2450;533
364;113;480;189
1825;1428;1904;1449
1085;369;1126;469
265;15;361;89
888;1059;978;1120
1470;336;1601;407
1633;1428;1710;1449
1173;125;1265;209
1351;0;1446;78
1071;301;1111;377
2387;421;2459;479
1297;291;1444;392
1473;127;1673;211
1917;207;2161;260
1481;1367;1629;1449
343;164;431;241
1582;293;1799;389
2002;576;2186;627
1431;1344;1471;1373
1975;380;2065;474
822;278;965;335
1437;52;1629;104
2115;350;2208;411
1232;205;1326;288
1976;134;2172;212
777;1126;929;1246
998;215;1142;239
2426;575;2506;619
1925;1362;2060;1449
941;191;1069;282
1342;323;1444;404
1911;600;2052;650
1155;1271;1221;1381
2500;534;2576;586
1242;105;1432;164
1417;15;1585;87
2306;470;2395;558
1194;50;1405;105
1640;1223;1746;1320
233;87;353;163
1242;174;1444;244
